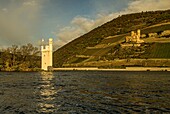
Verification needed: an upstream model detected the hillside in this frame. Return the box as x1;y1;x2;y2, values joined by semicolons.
53;10;170;67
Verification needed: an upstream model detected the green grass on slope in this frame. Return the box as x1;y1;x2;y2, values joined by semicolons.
100;35;126;44
72;58;88;63
91;47;113;56
82;48;103;56
142;24;170;34
149;43;170;58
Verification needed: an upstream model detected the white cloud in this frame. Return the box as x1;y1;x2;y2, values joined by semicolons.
23;1;36;6
127;0;170;12
2;8;8;12
71;17;95;32
54;27;84;48
0;0;44;46
55;0;170;48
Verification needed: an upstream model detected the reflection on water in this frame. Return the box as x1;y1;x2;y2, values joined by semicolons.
37;72;57;113
0;71;170;113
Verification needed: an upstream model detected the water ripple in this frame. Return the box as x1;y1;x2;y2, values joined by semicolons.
0;71;169;113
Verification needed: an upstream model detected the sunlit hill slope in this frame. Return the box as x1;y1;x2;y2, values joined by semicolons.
53;10;170;68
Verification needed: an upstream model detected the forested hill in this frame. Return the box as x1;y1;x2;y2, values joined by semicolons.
53;10;170;67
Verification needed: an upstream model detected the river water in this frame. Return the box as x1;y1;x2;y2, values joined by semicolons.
0;71;170;114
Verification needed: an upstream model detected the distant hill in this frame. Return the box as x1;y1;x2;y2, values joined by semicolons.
53;10;170;67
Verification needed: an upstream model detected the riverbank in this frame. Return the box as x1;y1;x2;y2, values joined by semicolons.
0;68;41;72
1;67;169;72
53;67;170;71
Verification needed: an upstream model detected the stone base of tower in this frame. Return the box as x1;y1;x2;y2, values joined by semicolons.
47;66;53;71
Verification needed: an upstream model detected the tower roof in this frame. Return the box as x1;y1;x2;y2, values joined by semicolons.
49;38;53;41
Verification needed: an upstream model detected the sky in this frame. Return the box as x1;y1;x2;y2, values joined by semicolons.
0;0;170;48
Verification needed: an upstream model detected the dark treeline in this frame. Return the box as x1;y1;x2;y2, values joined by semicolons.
0;43;40;71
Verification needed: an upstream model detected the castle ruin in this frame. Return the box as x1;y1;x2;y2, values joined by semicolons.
125;29;144;43
121;29;144;48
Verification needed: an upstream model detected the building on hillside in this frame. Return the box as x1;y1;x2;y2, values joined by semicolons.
161;30;170;37
148;33;158;38
41;38;53;71
121;29;144;48
125;29;144;43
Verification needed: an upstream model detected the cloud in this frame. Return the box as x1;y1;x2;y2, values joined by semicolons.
55;0;170;48
127;0;170;12
0;0;44;46
23;1;36;6
54;26;84;48
2;8;8;12
71;17;95;32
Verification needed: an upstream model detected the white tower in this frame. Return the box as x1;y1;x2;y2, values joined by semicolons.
41;38;53;71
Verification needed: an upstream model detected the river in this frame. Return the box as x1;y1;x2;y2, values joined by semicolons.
0;71;170;113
